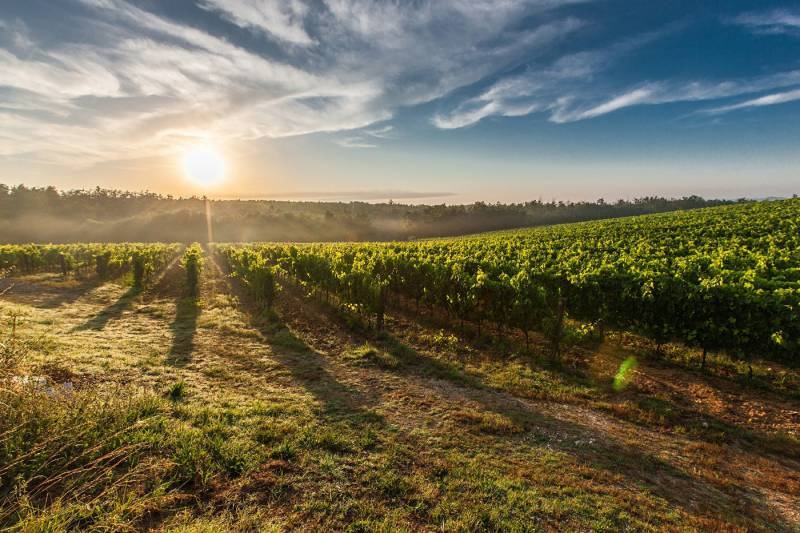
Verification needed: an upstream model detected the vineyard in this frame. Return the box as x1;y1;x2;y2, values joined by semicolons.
0;243;180;288
218;198;800;370
1;201;799;530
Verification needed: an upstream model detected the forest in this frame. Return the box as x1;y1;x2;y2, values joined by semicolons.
0;184;742;243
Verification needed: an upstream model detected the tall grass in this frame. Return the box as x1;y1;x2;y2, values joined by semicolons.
0;385;167;529
0;382;263;530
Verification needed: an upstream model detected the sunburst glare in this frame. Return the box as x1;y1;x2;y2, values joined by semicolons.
182;145;225;187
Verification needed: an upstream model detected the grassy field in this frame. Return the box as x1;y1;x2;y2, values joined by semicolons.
1;250;799;531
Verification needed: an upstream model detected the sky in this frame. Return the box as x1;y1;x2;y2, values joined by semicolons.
1;0;799;203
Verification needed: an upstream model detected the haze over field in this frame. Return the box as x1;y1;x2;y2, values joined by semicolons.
1;0;800;202
0;185;740;243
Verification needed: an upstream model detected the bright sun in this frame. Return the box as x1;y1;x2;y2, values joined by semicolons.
182;145;225;187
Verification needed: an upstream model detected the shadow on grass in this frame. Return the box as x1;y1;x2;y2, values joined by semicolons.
206;268;797;529
385;305;800;454
70;260;180;332
255;312;381;422
369;332;481;387
387;303;597;383
369;330;799;529
167;296;200;366
279;287;799;530
73;286;139;331
39;276;108;309
274;283;483;390
220;267;382;424
378;316;800;459
592;389;800;461
0;274;109;310
289;284;800;461
521;405;793;529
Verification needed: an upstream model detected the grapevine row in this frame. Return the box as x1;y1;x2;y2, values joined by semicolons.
218;199;800;365
0;243;180;287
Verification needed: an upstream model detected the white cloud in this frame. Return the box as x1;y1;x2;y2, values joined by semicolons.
199;0;313;45
704;87;800;115
433;22;800;129
732;9;800;35
6;0;800;168
334;123;395;148
433;31;663;128
363;125;393;138
0;0;584;165
433;101;544;129
0;48;120;99
336;137;378;149
556;87;655;122
549;75;800;123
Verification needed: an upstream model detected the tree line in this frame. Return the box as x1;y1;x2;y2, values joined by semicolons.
1;183;746;243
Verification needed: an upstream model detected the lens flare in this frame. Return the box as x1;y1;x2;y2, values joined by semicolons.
613;356;638;391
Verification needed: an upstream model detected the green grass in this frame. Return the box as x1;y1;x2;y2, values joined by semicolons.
343;342;401;369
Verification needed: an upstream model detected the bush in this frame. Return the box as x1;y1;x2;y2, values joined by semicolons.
221;248;279;308
95;252;111;278
131;253;146;289
181;244;204;296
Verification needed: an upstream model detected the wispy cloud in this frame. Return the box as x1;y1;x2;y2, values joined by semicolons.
363;125;394;138
731;9;800;35
434;20;800;129
558;87;655;122
0;0;585;165
336;137;378;149
433;31;664;128
703;87;800;115
199;0;314;45
334;124;395;148
550;74;800;123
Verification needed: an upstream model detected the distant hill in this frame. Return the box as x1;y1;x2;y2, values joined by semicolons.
0;184;744;243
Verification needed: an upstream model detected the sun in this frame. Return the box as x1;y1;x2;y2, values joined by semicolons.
182;145;225;187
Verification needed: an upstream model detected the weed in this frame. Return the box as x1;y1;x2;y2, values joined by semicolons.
269;441;297;461
168;379;186;400
345;343;399;369
297;424;352;453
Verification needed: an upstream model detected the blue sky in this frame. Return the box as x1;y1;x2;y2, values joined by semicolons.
0;0;799;202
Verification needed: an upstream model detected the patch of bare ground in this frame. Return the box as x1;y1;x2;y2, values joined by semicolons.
624;353;799;438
